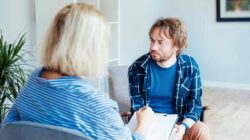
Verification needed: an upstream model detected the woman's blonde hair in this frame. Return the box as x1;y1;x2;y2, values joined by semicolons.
149;18;187;56
40;3;109;78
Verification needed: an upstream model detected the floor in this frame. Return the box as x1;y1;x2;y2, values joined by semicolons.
202;87;250;140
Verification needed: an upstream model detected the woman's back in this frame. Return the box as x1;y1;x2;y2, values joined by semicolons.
3;68;132;139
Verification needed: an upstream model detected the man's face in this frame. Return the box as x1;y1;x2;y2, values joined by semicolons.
149;27;178;62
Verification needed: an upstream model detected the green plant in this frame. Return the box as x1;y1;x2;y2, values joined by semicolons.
0;31;28;123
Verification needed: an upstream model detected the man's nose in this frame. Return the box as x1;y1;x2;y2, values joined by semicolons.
150;43;158;51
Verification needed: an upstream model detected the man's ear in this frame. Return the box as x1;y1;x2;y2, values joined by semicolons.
175;47;181;56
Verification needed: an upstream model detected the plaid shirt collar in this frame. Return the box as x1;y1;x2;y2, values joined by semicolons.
140;53;186;79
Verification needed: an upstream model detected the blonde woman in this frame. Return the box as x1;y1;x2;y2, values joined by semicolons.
2;3;153;140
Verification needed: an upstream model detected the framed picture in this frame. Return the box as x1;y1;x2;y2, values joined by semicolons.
216;0;250;22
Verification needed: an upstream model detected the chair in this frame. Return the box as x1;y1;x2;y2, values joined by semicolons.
0;121;90;140
108;65;208;123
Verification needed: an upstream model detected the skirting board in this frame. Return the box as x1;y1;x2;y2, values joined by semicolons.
203;80;250;91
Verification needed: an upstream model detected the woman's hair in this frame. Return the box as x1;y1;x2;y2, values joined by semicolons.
149;18;187;56
40;3;109;78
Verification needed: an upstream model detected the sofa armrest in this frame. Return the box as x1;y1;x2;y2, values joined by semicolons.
201;106;210;122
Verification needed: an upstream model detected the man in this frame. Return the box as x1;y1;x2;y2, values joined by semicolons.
128;18;211;140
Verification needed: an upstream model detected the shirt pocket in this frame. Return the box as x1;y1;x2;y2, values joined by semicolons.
179;77;192;98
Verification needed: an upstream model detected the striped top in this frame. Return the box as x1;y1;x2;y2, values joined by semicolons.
2;68;144;140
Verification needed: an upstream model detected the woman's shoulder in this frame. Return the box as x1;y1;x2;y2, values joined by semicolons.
76;88;119;111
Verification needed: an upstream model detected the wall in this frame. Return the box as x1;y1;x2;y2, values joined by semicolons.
120;0;168;64
35;0;74;46
0;0;36;67
0;0;35;55
165;0;250;89
1;0;249;90
120;0;250;90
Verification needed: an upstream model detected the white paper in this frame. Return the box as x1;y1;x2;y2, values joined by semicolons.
128;113;178;140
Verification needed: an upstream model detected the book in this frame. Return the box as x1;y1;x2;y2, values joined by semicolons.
128;113;178;140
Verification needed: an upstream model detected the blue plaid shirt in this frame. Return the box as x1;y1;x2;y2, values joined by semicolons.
128;53;203;122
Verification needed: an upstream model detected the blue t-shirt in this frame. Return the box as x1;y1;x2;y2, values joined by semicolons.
149;60;177;114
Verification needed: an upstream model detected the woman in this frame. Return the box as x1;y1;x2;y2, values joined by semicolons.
2;3;153;140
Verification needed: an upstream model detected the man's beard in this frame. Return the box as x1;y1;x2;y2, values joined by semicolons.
150;51;173;63
158;58;168;62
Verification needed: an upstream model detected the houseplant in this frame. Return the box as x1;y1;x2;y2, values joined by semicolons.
0;31;28;123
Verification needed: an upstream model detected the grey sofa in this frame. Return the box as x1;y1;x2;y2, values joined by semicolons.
108;65;132;123
108;65;131;114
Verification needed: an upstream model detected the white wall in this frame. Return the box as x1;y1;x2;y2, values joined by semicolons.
0;0;35;54
120;0;168;64
1;0;249;89
120;0;250;89
35;0;74;46
164;0;250;89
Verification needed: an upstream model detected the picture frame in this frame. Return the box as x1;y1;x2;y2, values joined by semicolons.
216;0;250;22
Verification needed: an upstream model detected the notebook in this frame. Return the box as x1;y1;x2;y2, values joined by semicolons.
128;113;178;140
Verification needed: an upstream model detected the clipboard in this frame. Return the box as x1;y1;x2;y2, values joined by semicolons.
128;113;178;140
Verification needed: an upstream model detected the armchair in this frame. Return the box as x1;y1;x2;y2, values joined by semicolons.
108;65;132;123
0;121;90;140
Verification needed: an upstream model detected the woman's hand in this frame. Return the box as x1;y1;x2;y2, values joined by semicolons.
171;124;186;140
134;106;154;136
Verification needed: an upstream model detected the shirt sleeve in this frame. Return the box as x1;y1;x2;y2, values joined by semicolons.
128;65;144;113
93;97;146;140
182;58;202;122
72;88;146;140
2;103;20;127
132;132;146;140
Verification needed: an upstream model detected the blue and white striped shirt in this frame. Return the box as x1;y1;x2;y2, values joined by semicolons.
2;68;144;140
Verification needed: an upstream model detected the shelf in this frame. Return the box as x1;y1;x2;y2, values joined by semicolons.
108;58;118;62
109;24;118;60
77;0;99;8
108;60;118;66
109;21;119;25
99;0;119;22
